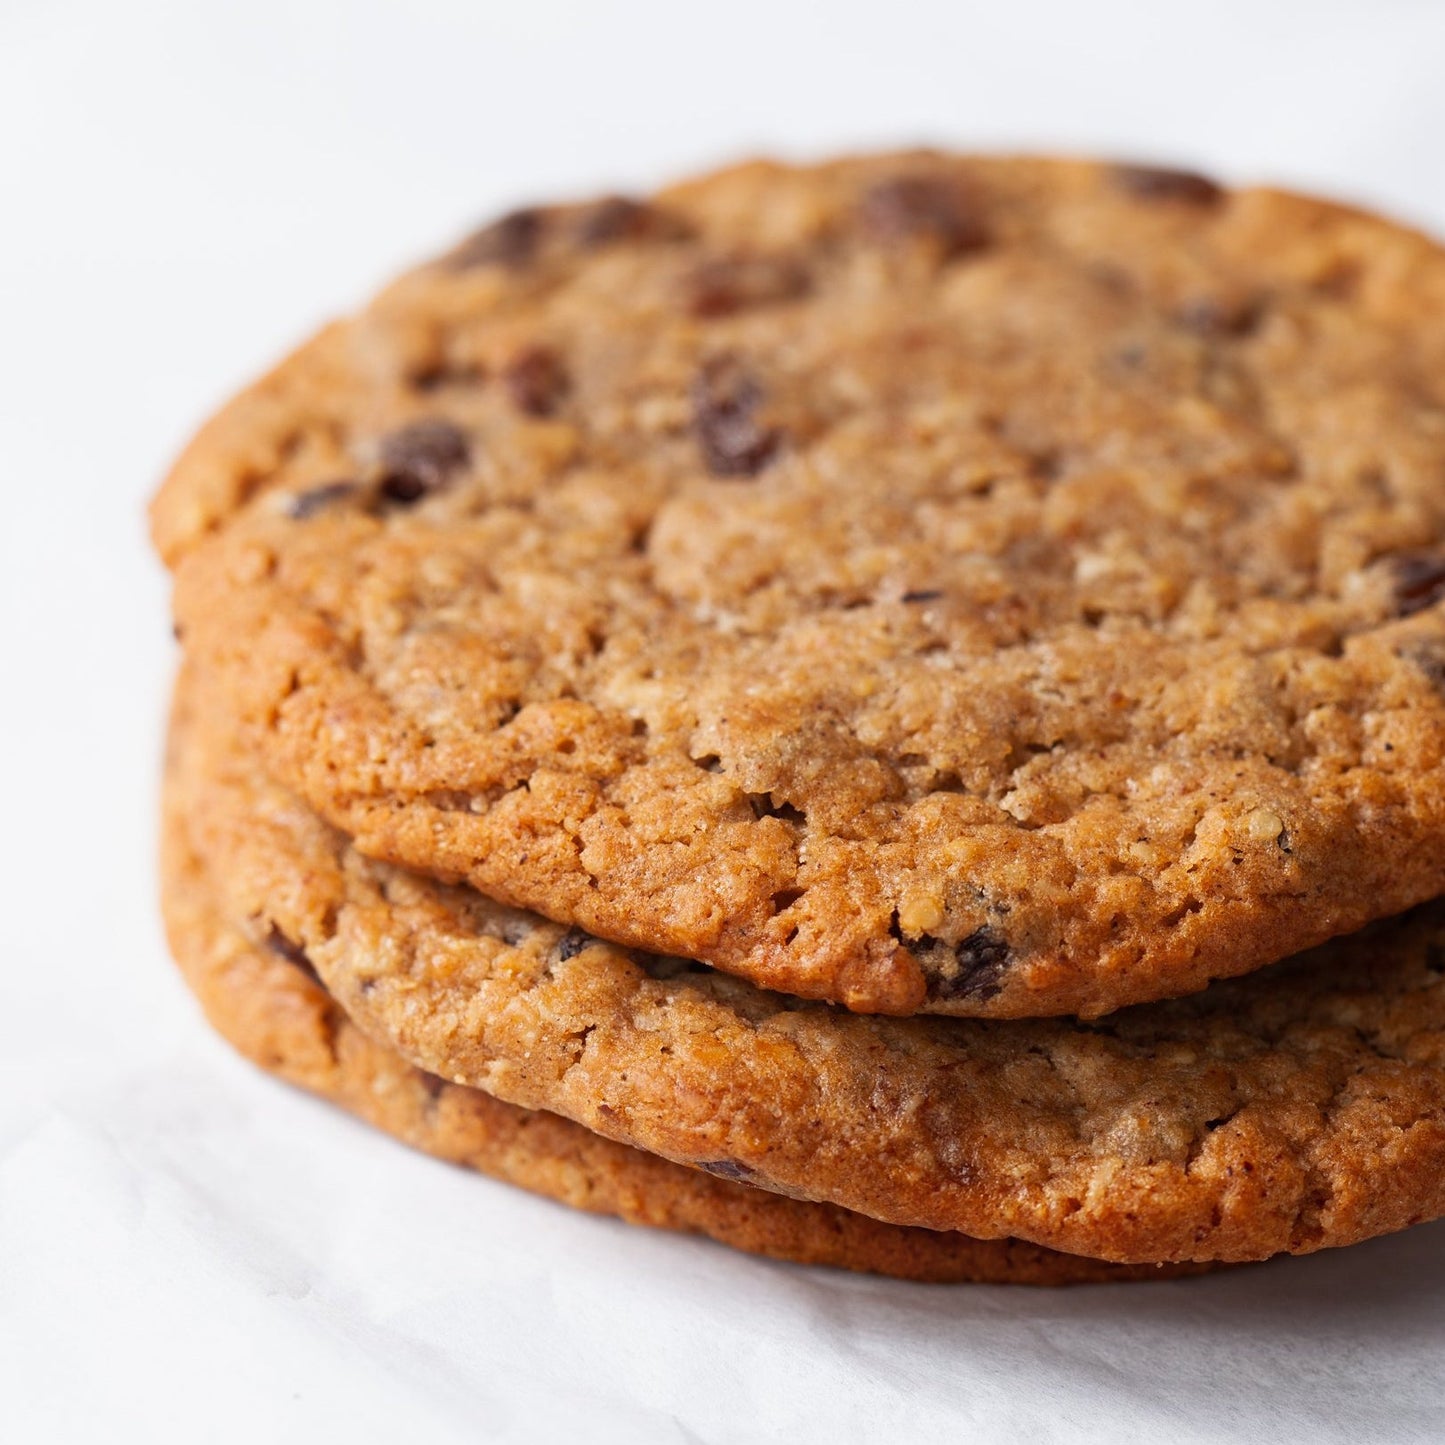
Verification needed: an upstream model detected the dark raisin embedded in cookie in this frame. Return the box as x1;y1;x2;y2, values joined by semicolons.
503;345;570;417
859;174;988;255
448;208;546;269
553;928;593;963
576;196;649;246
919;927;1013;1003
263;922;321;985
1390;552;1445;617
575;195;692;248
691;354;781;477
1112;164;1224;206
376;419;471;503
685;254;812;318
1175;295;1261;337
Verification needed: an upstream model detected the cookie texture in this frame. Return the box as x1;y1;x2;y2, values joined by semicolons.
173;667;1445;1265
159;757;1201;1286
157;153;1445;1016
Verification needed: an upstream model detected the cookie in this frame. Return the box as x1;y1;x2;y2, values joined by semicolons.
156;153;1445;1017
172;666;1445;1265
158;754;1203;1286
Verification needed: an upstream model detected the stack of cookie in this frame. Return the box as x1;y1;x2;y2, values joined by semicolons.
152;153;1445;1285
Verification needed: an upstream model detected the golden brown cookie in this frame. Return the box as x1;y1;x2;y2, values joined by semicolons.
170;666;1445;1266
159;751;1199;1285
155;153;1445;1017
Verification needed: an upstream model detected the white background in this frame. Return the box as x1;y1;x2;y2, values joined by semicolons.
4;1;1445;1440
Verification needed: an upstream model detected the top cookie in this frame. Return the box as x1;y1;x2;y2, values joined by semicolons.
156;152;1445;1016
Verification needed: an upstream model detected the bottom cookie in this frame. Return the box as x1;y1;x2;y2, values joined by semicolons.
159;816;1214;1286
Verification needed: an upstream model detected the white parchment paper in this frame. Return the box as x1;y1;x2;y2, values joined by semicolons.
4;2;1444;1438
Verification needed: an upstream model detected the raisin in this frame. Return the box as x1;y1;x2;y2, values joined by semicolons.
1390;552;1445;617
1176;295;1260;337
691;354;781;477
447;208;545;268
575;196;691;247
906;925;1013;1002
264;924;321;986
503;345;570;417
1113;164;1224;206
859;174;988;256
686;254;811;318
554;929;592;962
376;419;470;503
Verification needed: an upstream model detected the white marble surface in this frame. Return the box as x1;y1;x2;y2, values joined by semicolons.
3;2;1444;1439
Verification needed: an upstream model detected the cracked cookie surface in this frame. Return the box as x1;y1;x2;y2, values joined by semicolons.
172;667;1445;1265
159;736;1203;1286
156;153;1445;1015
